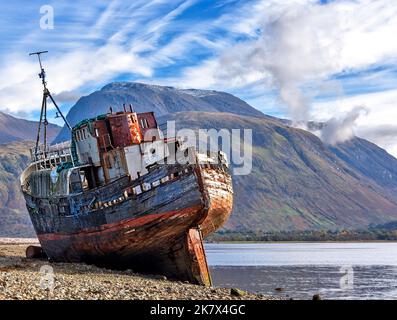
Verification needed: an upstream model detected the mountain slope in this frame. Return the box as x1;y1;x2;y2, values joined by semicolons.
0;141;35;237
328;138;397;193
54;82;266;143
0;112;61;144
161;112;397;231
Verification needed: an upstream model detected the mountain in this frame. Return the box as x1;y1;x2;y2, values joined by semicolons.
0;111;61;144
2;82;397;236
161;112;397;232
0;141;35;237
0;111;60;236
54;82;265;143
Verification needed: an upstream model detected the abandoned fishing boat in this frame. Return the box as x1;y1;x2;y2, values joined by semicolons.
20;51;233;286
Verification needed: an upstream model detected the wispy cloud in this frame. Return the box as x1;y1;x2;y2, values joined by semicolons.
0;0;204;111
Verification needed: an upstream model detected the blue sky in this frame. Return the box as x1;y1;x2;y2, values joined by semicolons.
0;0;397;154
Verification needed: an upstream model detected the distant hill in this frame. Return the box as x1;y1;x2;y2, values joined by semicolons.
54;82;266;143
0;112;61;144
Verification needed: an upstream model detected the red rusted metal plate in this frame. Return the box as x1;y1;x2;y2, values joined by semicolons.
186;228;212;286
107;113;142;148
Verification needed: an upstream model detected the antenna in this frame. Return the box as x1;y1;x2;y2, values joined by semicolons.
29;51;73;162
29;51;48;87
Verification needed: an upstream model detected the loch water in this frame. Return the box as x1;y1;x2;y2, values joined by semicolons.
205;242;397;300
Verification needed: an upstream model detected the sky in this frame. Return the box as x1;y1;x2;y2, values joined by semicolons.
0;0;397;154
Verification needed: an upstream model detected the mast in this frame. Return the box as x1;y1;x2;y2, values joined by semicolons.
29;51;72;162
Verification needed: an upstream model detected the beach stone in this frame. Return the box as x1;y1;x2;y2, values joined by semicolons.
230;288;246;297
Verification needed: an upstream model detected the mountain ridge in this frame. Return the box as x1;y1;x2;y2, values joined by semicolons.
0;111;61;144
54;82;267;143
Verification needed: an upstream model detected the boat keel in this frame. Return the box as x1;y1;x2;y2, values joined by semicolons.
168;227;212;286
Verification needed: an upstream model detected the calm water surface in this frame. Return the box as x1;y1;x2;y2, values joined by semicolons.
205;242;397;300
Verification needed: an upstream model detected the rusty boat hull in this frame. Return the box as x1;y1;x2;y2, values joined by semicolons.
22;160;233;285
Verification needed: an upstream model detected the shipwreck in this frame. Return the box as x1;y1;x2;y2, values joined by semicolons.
20;51;233;285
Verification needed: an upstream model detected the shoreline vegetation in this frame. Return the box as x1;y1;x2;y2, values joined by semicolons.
207;224;397;242
0;239;279;300
3;222;397;244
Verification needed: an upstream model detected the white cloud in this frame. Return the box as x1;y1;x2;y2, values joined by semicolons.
0;45;152;112
312;89;397;156
319;106;369;145
177;0;397;123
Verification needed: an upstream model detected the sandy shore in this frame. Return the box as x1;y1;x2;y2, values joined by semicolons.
0;238;279;300
0;238;38;245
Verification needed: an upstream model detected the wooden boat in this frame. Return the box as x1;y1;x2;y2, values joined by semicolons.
20;53;233;285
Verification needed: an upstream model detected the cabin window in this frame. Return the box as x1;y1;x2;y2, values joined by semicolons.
69;170;83;193
142;182;151;191
80;171;89;190
140;118;149;129
161;176;169;183
134;185;142;195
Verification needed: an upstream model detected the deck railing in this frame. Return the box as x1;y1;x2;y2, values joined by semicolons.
30;141;73;169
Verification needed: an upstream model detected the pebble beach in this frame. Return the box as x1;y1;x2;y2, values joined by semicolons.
0;238;279;300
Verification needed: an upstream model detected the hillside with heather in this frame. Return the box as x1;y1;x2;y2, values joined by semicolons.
162;111;397;232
